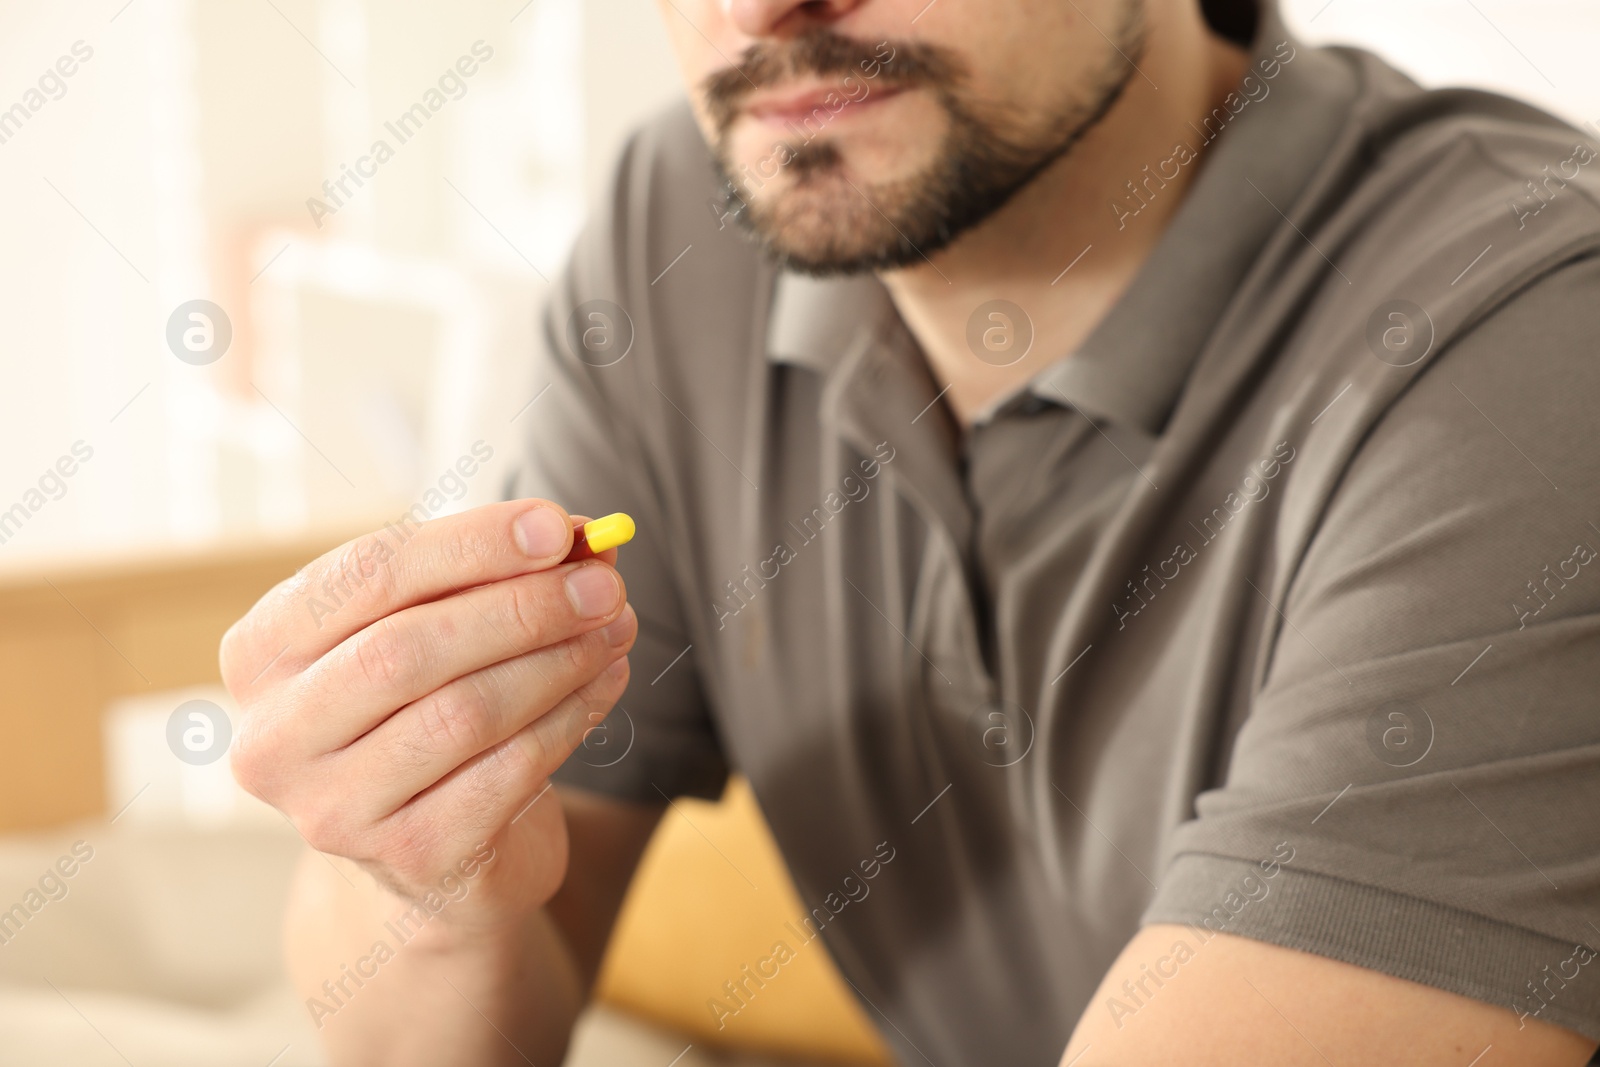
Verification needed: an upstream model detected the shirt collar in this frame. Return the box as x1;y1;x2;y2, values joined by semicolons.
766;1;1358;437
1024;3;1356;434
766;268;899;373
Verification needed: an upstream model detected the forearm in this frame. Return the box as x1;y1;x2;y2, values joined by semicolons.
284;850;587;1067
1060;925;1596;1066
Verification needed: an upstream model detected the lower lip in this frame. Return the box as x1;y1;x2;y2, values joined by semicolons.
746;86;906;127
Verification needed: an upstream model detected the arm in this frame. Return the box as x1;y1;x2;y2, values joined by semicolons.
281;787;660;1067
1055;260;1600;1064
1060;926;1597;1066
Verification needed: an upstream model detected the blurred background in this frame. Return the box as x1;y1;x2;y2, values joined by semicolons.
0;1;1595;1064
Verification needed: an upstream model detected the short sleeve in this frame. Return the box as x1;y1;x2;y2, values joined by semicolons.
1144;254;1600;1038
504;201;728;804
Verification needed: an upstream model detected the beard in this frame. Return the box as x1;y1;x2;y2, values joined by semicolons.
702;12;1145;277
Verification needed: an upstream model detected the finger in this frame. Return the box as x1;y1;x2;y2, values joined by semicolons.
375;656;632;867
351;602;637;817
222;499;580;689
566;515;620;568
291;559;629;753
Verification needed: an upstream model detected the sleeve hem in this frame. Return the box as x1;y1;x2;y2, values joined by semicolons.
1143;853;1600;1041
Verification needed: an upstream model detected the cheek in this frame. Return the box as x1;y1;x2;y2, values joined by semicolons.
964;3;1127;127
660;1;740;82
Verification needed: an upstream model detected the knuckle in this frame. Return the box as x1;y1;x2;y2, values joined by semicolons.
217;619;248;692
438;522;497;582
228;710;282;799
351;618;420;694
491;728;546;791
569;662;628;740
551;634;594;683
521;693;597;774
414;679;497;757
218;598;286;692
296;804;354;857
227;738;267;799
320;533;397;616
574;666;627;735
601;655;630;695
502;577;556;648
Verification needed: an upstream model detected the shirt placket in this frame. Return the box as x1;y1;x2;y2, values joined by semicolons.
822;325;997;795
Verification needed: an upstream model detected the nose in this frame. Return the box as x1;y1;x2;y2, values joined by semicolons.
723;0;868;38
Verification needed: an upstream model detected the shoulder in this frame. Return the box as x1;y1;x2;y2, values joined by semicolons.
1266;42;1600;327
1305;51;1600;333
1263;57;1600;524
1307;74;1600;480
1234;59;1600;674
1288;249;1600;645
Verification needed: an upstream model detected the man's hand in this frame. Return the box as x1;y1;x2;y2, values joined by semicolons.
1060;925;1598;1066
219;499;637;935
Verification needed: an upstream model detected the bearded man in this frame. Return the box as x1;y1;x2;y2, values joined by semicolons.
223;1;1600;1063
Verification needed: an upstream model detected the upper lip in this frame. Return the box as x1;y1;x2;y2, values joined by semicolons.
743;81;902;121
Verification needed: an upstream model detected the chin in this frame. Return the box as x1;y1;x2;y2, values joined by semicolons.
717;121;956;275
724;105;940;193
738;172;929;276
751;182;882;264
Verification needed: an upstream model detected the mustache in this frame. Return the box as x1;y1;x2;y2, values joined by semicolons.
700;31;963;133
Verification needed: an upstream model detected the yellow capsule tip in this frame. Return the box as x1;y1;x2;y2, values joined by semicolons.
582;512;636;554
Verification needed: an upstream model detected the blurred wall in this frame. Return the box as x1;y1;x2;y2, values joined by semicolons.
0;0;681;575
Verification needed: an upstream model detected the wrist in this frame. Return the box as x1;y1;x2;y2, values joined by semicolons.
398;910;537;962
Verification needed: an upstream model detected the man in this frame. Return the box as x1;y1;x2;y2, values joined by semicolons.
220;0;1600;1063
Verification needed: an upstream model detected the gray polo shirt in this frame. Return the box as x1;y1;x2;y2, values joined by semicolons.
510;4;1600;1061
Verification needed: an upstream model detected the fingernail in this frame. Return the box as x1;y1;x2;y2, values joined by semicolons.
607;657;629;682
601;604;636;646
565;565;621;619
514;507;569;558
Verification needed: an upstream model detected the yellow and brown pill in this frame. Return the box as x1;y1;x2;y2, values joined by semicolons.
562;512;636;563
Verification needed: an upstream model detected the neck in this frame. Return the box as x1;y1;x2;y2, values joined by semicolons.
877;8;1251;428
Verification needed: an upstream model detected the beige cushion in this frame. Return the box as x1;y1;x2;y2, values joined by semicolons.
596;778;891;1065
